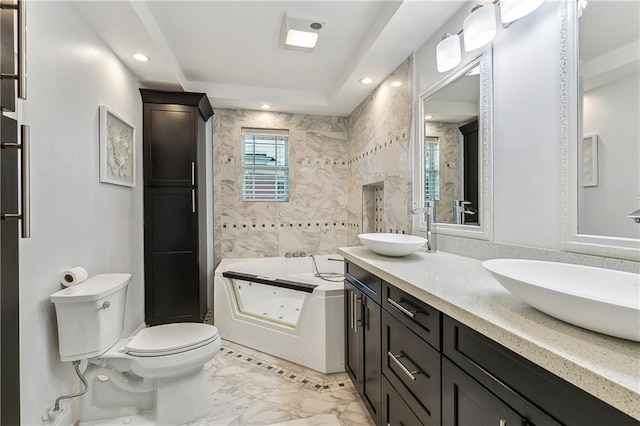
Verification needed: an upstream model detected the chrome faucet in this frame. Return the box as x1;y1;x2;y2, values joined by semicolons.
411;200;436;252
452;200;471;224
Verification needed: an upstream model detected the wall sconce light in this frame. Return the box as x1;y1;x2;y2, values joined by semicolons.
463;3;497;52
280;13;324;52
436;33;462;73
500;0;544;24
435;0;544;72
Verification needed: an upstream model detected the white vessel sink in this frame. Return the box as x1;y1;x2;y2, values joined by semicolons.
358;233;427;257
482;259;640;342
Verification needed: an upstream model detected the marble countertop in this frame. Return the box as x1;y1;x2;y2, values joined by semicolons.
337;246;640;420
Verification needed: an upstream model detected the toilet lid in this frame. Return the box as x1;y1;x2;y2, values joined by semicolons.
125;323;219;357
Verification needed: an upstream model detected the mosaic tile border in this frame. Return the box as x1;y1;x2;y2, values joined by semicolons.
347;222;408;235
347;131;408;165
295;158;347;167
217;345;350;394
220;220;348;231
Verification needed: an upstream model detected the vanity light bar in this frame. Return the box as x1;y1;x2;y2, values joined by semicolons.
436;0;544;72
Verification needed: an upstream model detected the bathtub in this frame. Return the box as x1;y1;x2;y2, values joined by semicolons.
214;255;345;374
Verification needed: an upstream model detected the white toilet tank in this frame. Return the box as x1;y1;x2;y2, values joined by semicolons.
50;274;131;362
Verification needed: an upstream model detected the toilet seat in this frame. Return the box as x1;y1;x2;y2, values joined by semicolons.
126;323;219;357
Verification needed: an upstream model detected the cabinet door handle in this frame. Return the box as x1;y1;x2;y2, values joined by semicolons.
2;124;30;238
387;297;422;318
191;161;195;185
191;189;196;213
387;351;427;381
0;0;26;98
350;292;355;330
355;294;362;332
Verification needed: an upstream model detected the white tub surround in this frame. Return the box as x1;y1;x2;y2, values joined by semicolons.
214;255;345;374
337;246;640;420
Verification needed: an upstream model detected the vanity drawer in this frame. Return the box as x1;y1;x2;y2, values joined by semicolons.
382;310;440;425
443;315;635;426
383;282;440;350
345;261;382;304
382;376;424;426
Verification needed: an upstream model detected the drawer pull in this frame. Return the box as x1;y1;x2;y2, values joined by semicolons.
387;297;422;318
387;351;427;381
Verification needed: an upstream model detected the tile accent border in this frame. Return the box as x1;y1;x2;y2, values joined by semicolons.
217;345;349;393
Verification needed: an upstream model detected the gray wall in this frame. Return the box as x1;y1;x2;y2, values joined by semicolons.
415;1;562;249
20;2;144;423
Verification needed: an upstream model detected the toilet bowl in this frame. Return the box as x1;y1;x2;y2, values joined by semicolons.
51;274;220;425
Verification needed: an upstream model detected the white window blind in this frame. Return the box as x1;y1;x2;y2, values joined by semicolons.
241;128;289;202
424;136;440;201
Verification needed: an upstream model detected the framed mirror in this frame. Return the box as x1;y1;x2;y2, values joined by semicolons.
413;49;493;240
560;0;640;261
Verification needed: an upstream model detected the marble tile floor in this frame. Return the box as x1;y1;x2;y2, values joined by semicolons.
187;339;375;426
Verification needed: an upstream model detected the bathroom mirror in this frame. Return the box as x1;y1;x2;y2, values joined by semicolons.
560;1;640;260
414;50;493;240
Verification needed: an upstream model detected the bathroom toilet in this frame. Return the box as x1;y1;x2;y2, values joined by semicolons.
50;273;220;425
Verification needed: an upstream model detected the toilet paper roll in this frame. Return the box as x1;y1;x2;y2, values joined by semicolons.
60;267;88;287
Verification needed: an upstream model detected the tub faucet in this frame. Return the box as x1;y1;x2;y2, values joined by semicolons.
411;200;436;252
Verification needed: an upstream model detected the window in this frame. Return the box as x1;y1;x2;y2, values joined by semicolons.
241;128;289;201
424;136;440;201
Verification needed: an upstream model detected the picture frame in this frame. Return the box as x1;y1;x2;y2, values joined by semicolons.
99;106;135;187
582;134;598;187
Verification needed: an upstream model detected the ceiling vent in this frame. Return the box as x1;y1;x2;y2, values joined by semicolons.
279;13;324;52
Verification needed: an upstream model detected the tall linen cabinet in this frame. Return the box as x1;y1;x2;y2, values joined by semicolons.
140;89;214;325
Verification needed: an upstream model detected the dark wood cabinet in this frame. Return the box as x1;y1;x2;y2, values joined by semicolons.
382;376;424;426
345;264;382;425
443;316;636;426
140;89;213;325
344;260;637;426
382;310;440;425
143;103;197;187
442;357;525;426
1;5;21;424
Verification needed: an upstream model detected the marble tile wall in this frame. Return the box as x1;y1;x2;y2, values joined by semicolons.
424;121;461;223
213;110;348;263
213;57;414;261
362;182;384;233
346;57;414;245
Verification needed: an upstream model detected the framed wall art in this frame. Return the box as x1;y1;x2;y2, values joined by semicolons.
99;106;135;187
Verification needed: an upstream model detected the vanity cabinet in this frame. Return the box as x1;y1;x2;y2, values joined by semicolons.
382;376;424;426
442;357;527;426
344;262;382;424
140;89;213;326
382;282;441;426
443;316;636;426
343;260;637;426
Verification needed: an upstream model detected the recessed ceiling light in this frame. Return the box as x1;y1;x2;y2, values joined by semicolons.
390;81;402;87
360;77;373;85
425;115;433;120
133;53;149;62
260;104;271;110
